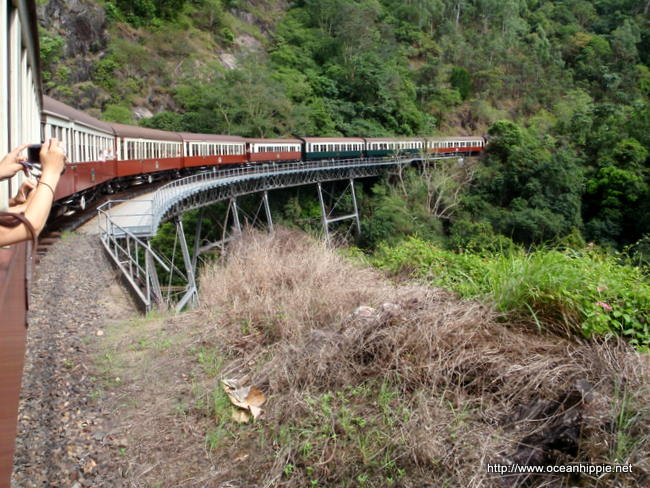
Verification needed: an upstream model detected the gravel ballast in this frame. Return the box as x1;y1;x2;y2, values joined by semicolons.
11;233;135;487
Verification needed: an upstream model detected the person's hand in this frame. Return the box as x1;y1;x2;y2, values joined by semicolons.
40;138;66;177
0;144;28;180
9;179;36;207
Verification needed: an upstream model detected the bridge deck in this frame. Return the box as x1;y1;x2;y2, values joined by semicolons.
99;158;430;238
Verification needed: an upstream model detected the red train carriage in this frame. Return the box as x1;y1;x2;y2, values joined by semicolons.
42;96;116;201
426;136;485;155
180;133;247;168
246;138;302;163
111;123;183;179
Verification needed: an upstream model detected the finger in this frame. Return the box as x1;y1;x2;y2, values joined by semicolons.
23;179;36;190
9;143;29;156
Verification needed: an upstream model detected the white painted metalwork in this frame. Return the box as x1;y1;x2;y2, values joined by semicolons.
98;155;460;311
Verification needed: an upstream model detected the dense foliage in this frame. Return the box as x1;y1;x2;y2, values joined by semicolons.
38;0;650;249
372;236;650;350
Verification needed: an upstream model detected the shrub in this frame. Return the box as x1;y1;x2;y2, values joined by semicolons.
373;237;650;349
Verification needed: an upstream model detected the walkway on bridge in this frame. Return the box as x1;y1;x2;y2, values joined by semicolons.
99;157;421;238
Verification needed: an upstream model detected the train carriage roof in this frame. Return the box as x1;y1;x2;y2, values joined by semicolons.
178;133;246;143
364;137;425;142
246;138;302;144
427;136;484;141
42;96;114;134
110;123;183;142
300;137;366;143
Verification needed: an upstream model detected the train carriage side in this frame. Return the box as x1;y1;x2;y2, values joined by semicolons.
246;138;301;163
1;1;43;485
110;123;183;180
427;136;485;156
179;133;246;168
365;138;425;157
42;96;116;202
300;137;365;160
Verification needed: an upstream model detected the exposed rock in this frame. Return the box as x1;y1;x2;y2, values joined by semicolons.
220;52;238;71
40;0;108;58
235;34;263;51
132;107;153;120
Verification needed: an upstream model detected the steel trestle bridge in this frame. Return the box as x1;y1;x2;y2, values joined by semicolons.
97;155;454;312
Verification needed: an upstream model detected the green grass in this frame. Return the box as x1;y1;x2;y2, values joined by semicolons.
273;382;411;486
372;236;650;349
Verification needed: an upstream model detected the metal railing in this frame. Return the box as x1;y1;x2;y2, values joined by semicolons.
97;202;170;308
97;153;459;310
99;156;420;238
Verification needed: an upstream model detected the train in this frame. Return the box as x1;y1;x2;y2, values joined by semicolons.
1;1;487;484
43;95;486;214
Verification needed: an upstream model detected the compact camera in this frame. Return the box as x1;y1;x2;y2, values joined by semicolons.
23;143;67;177
23;144;43;178
27;144;42;163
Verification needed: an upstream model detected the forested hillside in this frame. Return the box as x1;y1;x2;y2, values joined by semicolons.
39;1;650;248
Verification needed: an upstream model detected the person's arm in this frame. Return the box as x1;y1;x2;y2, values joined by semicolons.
0;139;65;246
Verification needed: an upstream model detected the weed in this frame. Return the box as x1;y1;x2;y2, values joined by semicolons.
612;384;645;464
195;347;223;377
60;229;75;240
205;427;229;451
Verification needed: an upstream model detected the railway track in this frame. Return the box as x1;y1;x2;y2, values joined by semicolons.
12;207;138;488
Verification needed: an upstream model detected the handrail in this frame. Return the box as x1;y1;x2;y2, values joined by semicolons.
100;154;455;238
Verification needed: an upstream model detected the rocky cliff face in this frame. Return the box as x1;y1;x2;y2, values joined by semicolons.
36;0;278;121
38;0;109;112
42;0;108;59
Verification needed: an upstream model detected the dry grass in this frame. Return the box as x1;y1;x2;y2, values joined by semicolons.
98;229;650;487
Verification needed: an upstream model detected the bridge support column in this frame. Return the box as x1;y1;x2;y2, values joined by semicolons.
263;190;274;233
317;182;330;241
317;179;361;242
349;178;361;236
230;197;242;234
174;216;198;312
145;245;164;310
191;208;204;277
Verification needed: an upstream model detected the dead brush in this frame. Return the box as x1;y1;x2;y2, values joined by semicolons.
191;230;649;487
199;228;392;345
